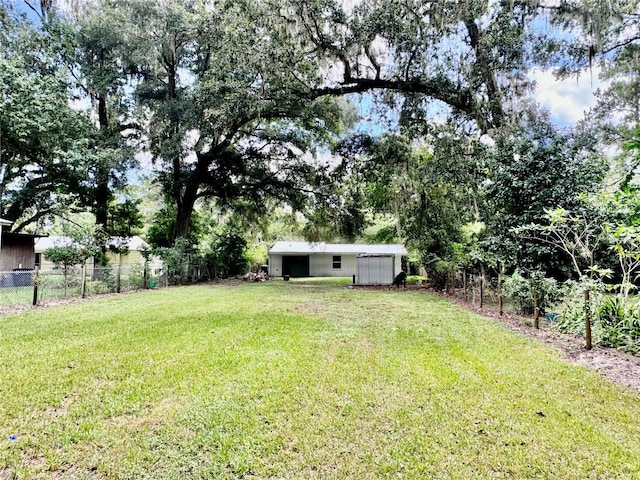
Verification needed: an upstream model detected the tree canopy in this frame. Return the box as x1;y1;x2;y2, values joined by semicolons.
2;0;640;283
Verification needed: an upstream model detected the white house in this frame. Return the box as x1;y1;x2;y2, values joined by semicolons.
34;235;155;270
268;241;407;278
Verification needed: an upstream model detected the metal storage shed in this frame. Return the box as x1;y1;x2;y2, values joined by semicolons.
356;253;396;285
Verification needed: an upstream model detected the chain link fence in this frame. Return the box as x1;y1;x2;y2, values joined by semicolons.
0;264;174;308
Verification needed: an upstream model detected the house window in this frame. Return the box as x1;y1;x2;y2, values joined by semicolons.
34;253;41;268
332;255;341;269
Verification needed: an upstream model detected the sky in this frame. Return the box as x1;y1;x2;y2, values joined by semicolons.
349;69;604;137
531;67;605;127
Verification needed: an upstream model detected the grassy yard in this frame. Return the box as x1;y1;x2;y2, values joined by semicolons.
1;282;639;479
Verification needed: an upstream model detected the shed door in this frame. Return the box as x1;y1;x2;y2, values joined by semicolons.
357;256;394;284
283;255;310;277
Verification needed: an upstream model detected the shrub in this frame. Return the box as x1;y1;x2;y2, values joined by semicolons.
503;270;560;315
204;231;248;279
427;260;456;291
503;270;531;314
151;238;193;285
555;303;585;335
126;264;145;290
556;293;640;354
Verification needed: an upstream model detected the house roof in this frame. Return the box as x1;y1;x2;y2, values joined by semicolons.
269;241;407;255
34;236;76;250
106;236;149;251
35;235;149;252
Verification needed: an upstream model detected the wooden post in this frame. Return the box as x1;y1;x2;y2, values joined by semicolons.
498;264;503;316
463;269;467;302
534;296;540;329
584;289;592;350
472;274;476;306
81;262;87;299
32;267;39;306
116;264;121;293
479;265;484;309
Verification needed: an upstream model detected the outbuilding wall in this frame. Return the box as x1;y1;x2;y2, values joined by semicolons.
310;253;357;277
269;252;403;278
0;234;36;271
357;255;395;285
268;254;283;277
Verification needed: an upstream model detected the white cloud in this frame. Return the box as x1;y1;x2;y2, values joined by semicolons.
530;67;606;127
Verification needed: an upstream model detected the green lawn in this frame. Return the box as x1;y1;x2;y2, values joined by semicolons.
1;282;639;479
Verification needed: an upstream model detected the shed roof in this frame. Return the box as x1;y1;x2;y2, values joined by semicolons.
269;241;407;255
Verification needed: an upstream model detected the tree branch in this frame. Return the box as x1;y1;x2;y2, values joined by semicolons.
307;75;490;130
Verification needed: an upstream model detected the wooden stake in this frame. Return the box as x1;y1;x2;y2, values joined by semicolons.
498;264;503;316
584;289;592;350
463;269;467;302
32;267;39;306
81;262;87;299
479;266;484;309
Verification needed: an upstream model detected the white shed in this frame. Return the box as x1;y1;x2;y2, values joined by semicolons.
356;254;396;285
268;241;407;278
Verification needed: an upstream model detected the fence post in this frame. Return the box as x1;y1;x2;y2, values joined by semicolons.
479;265;485;309
463;269;467;302
498;263;504;316
116;264;121;293
584;289;592;350
81;262;87;298
472;274;476;305
32;267;39;306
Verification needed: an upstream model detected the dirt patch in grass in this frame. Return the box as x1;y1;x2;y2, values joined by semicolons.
43;394;76;419
0;467;15;480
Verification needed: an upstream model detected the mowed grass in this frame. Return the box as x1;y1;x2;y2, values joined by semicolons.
1;283;640;479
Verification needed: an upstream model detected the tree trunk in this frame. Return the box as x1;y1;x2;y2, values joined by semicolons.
95;93;110;231
534;296;540;329
93;93;111;279
172;189;197;242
